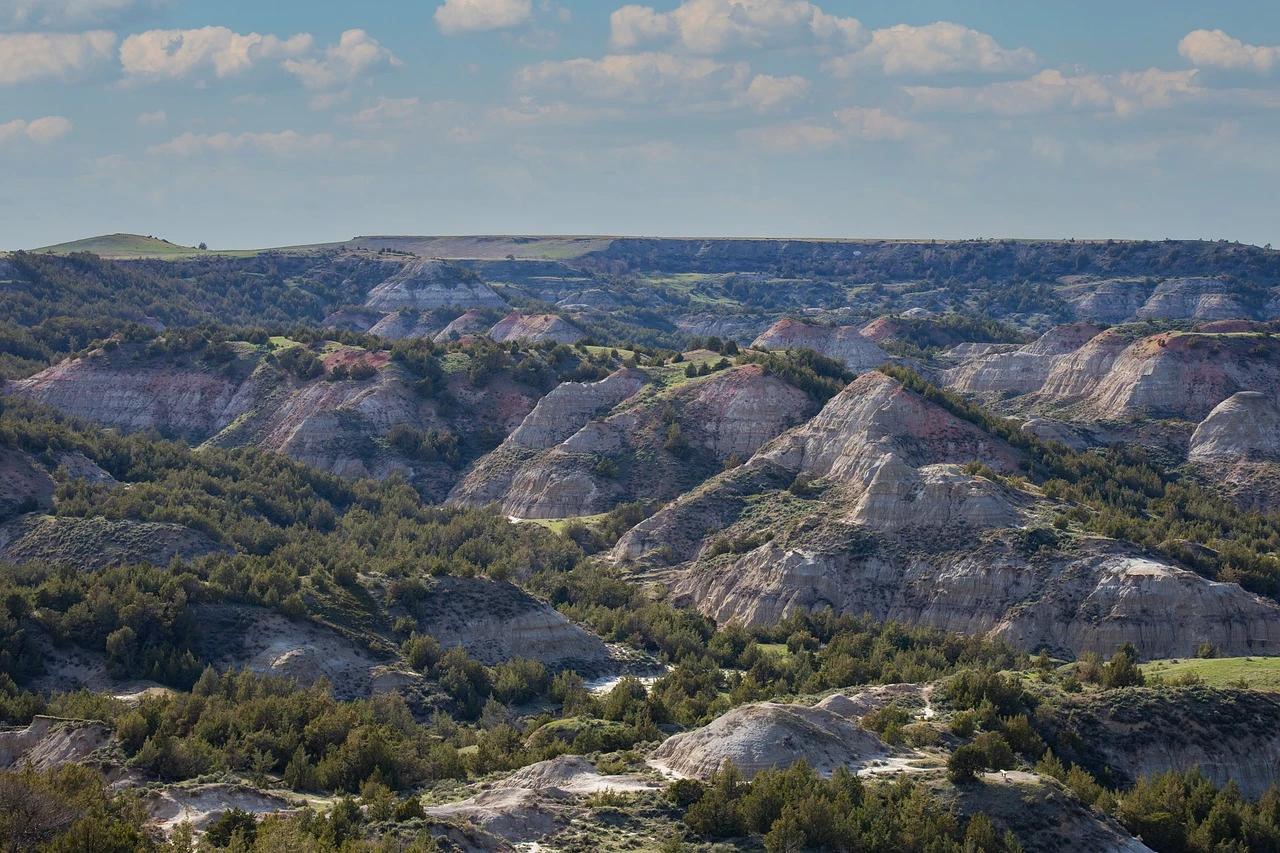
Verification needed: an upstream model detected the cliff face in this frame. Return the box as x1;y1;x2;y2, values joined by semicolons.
751;319;889;370
489;312;585;344
945;323;1102;395
1189;391;1280;461
451;365;814;519
1043;688;1280;797
1078;333;1280;421
610;371;1280;660
363;259;506;311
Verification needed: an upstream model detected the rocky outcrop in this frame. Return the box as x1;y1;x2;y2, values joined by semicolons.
453;365;813;520
364;259;506;311
407;577;610;668
1057;278;1154;323
9;353;243;441
0;514;226;571
675;536;1280;659
0;716;113;771
489;312;585;344
367;309;444;340
193;604;394;700
1035;328;1133;402
1136;277;1252;321
1189;391;1280;461
1042;687;1280;797
944;323;1101;395
1078;333;1280;421
434;309;494;342
649;701;890;780
751;319;889;370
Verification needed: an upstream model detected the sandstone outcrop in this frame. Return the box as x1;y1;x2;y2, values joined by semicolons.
1076;333;1280;421
649;701;891;780
944;323;1102;395
488;312;585;344
1189;391;1280;461
363;259;506;311
0;716;113;771
367;309;444;340
1136;277;1251;321
751;319;889;370
407;577;611;668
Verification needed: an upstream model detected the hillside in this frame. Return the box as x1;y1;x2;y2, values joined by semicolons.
30;233;209;259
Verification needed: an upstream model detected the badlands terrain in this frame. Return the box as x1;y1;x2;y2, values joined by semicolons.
3;234;1280;850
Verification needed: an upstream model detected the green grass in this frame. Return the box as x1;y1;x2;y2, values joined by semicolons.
756;643;791;659
1141;657;1280;691
31;233;209;259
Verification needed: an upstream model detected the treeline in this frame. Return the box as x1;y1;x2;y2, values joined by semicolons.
879;365;1280;599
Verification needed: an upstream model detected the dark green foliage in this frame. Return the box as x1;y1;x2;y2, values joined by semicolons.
736;347;855;403
204;808;258;847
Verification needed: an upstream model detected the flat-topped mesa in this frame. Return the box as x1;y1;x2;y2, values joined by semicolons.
1189;391;1280;461
944;323;1102;395
751;318;889;371
756;370;1023;481
363;258;507;311
488;311;585;344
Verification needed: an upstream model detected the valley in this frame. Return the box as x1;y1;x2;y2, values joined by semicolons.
3;234;1280;851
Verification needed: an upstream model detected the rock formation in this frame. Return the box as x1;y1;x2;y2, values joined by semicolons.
433;309;494;342
944;323;1101;395
363;259;506;311
1189;391;1280;461
751;319;890;370
488;312;585;344
649;701;890;780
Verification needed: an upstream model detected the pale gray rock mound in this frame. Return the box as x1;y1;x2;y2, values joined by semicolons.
1189;391;1280;461
368;309;443;340
1058;277;1153;323
489;312;585;344
0;716;113;771
1036;328;1131;402
650;701;890;780
364;259;506;311
752;318;889;371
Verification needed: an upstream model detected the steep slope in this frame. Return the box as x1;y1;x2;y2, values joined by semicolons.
1188;391;1280;512
611;372;1280;659
363;259;506;311
944;323;1101;395
751;319;889;370
450;364;816;519
489;312;585;345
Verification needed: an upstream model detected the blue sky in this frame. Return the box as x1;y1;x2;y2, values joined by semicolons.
2;0;1279;249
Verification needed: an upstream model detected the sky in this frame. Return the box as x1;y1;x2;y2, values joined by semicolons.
2;0;1279;249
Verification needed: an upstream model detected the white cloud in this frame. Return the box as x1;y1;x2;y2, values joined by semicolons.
517;52;749;105
147;129;335;157
136;108;166;125
0;115;73;144
906;68;1203;117
0;30;115;84
610;0;865;54
120;26;312;80
827;21;1037;77
0;0;162;29
742;73;808;111
1179;29;1279;73
738;121;839;152
833;106;921;140
435;0;532;34
282;29;400;90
